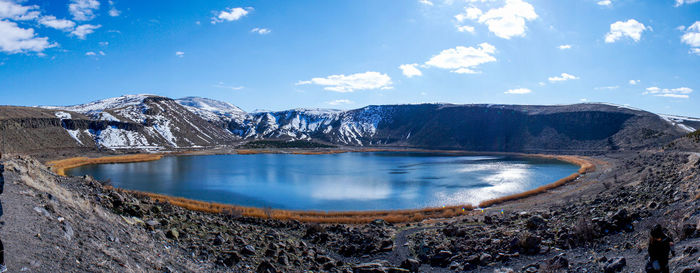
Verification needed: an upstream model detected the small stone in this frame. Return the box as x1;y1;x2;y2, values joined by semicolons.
242;245;256;256
165;228;179;240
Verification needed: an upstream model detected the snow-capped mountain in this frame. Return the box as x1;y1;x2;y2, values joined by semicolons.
30;94;699;152
175;97;248;124
41;95;237;149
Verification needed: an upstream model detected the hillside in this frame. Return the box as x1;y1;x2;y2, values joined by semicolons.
0;95;696;155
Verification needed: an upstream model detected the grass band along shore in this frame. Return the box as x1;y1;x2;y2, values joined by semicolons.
46;149;596;224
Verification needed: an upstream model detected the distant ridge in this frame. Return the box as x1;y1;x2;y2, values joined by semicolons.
0;94;694;154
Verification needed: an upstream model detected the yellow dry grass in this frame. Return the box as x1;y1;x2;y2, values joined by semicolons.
47;154;163;176
111;188;473;224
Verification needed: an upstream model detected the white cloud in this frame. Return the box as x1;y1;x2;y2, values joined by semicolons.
629;79;639;85
419;0;434;6
38;16;76;31
456;0;538;39
108;0;120;17
681;21;700;54
424;43;496;74
0;20;56;54
594;85;619;90
70;24;100;39
85;51;95;56
597;0;611;6
296;71;393;93
605;19;648;43
251;27;271;35
504;88;531;94
675;0;700;6
175;51;184;57
0;0;39;20
643;86;692;99
327;99;353;105
558;44;571;50
399;63;423;78
213;82;244;90
212;7;249;24
69;0;100;21
548;73;579;82
457;25;475;33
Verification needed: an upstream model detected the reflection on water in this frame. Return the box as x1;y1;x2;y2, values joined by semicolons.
66;152;579;211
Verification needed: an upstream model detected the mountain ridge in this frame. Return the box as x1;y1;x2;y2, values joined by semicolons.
0;94;693;155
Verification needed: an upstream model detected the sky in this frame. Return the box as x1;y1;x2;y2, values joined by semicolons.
0;0;699;117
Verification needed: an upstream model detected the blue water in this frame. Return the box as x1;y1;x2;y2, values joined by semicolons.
66;152;580;211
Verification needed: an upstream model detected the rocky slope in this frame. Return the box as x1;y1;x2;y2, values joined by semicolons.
1;148;698;272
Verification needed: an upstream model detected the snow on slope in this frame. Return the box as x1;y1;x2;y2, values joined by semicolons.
175;97;248;123
658;114;699;133
41;95;181;149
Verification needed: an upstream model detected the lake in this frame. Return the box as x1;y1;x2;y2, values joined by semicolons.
66;152;580;211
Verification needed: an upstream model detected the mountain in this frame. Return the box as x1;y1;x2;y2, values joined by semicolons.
37;95;237;151
0;94;695;155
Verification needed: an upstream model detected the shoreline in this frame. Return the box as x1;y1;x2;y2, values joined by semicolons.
45;148;596;223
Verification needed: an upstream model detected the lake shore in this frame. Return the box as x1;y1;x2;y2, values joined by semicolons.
45;147;597;223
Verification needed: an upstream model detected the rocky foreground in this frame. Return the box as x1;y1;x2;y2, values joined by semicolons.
0;148;697;273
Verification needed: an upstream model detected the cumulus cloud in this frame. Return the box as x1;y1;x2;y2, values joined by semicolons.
558;44;571;50
108;0;120;17
175;51;184;57
0;0;39;20
296;71;393;93
38;16;76;31
605;19;648;43
212;7;250;24
629;79;639;85
681;21;700;55
643;86;692;99
674;0;700;6
597;0;611;6
455;0;538;39
0;20;56;54
456;25;475;33
504;88;531;94
419;0;434;6
70;24;100;39
399;63;423;78
251;27;270;35
424;43;496;74
327;99;353;106
69;0;100;21
548;73;579;82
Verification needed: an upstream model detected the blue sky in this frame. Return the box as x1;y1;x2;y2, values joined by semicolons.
1;0;699;117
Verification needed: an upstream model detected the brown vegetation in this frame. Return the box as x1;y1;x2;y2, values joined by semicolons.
113;188;473;224
47;154;163;176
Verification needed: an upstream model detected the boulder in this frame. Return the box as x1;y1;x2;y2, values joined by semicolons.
256;260;278;273
399;258;420;272
603;257;626;273
429;250;453;267
526;215;546;230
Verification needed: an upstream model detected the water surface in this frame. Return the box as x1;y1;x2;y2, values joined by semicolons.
67;152;579;211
